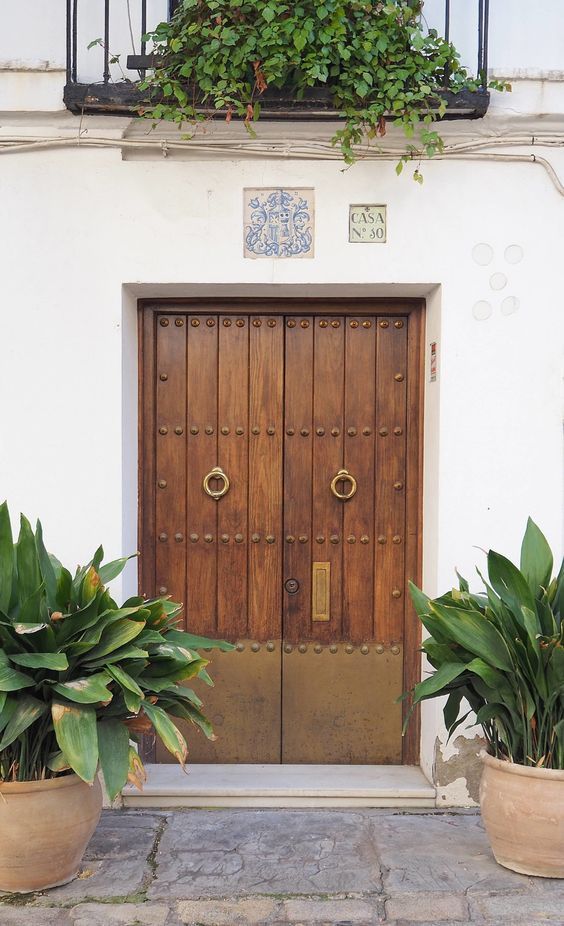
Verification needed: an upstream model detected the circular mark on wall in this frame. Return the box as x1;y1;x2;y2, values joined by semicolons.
472;300;493;321
504;244;524;265
471;243;494;266
500;296;520;316
489;272;507;291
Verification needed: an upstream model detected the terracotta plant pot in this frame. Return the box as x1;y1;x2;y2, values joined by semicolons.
480;749;564;878
0;773;103;892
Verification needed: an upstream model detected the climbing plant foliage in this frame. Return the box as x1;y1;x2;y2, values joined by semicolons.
140;0;503;177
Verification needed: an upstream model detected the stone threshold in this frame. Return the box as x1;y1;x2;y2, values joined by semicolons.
122;763;436;808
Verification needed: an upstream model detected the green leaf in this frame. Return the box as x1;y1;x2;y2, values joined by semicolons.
0;695;47;749
82;619;145;662
47;750;70;772
106;664;144;713
35;520;57;608
0;501;14;614
520;517;553;595
16;515;41;603
98;719;130;801
412;662;467;703
142;701;187;764
10;651;68;671
0;663;35;691
165;630;234;651
488;550;535;614
99;554;138;585
52;699;98;783
53;672;113;704
429;602;514;672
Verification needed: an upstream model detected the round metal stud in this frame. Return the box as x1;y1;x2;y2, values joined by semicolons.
392;588;402;599
316;535;325;544
252;319;262;327
316;427;325;436
301;428;310;437
393;481;404;491
379;320;389;328
319;320;328;328
159;318;169;327
286;428;295;436
345;644;354;654
190;426;199;435
251;534;260;543
235;534;243;543
347;535;356;544
221;534;229;543
394;319;404;328
287;319;296;328
392;535;402;545
191;319;200;327
329;645;338;654
158;479;167;489
175;426;184;435
236;643;245;652
173;533;183;543
299;535;308;544
347;427;357;436
158;533;167;543
205;426;214;435
252;426;260;435
206;318;215;327
223;318;232;327
159;586;167;595
221;427;230;435
394;373;405;382
267;319;276;327
331;428;340;437
360;535;369;544
350;320;359;328
266;642;275;652
394;427;403;436
266;535;275;544
284;644;293;654
175;317;184;327
363;428;371;436
360;645;369;655
314;644;323;654
362;320;372;328
236;318;245;327
159;373;168;382
375;644;385;654
204;534;213;543
251;642;260;653
391;644;401;655
377;535;387;545
267;426;275;435
330;535;339;544
159;426;168;435
331;320;340;328
286;535;295;544
236;427;244;435
298;643;307;654
379;427;388;437
300;320;310;328
190;533;199;543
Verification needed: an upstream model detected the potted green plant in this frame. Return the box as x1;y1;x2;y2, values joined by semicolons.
0;501;232;893
407;518;564;878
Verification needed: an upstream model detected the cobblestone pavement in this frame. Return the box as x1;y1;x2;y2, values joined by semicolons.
1;809;563;925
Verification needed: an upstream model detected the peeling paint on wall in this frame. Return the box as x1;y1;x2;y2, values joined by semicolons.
434;734;486;807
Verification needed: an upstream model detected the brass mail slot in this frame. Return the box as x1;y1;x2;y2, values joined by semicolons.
312;561;330;622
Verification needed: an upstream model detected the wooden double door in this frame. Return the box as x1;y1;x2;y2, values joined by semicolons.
140;303;422;765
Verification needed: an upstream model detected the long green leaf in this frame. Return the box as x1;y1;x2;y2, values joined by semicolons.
0;664;35;691
52;700;98;783
164;630;235;652
0;695;47;749
429;602;514;671
106;664;144;713
97;719;130;801
99;554;138;585
16;515;41;604
142;700;187;764
81;618;146;662
10;651;68;671
520;517;553;595
35;520;58;609
488;550;535;615
0;502;13;614
53;672;113;704
412;662;468;703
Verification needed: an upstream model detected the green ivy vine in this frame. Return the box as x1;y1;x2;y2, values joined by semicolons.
140;0;505;179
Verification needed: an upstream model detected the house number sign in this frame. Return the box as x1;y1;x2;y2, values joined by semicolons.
349;204;387;243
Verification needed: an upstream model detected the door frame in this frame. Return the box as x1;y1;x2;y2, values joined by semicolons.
138;298;425;766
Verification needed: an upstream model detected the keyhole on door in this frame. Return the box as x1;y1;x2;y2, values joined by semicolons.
285;578;300;594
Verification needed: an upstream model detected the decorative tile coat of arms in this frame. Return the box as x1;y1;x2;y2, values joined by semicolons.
244;188;314;259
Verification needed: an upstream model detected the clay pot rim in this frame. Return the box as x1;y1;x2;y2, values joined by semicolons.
480;748;564;781
0;772;90;794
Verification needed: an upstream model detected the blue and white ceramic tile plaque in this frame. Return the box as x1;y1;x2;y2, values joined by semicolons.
244;188;314;258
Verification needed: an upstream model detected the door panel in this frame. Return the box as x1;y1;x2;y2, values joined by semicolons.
144;307;418;765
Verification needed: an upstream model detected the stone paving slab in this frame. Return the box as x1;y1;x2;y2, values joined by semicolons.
0;808;563;925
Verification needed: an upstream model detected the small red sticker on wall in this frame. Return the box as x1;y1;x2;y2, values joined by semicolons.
430;342;437;382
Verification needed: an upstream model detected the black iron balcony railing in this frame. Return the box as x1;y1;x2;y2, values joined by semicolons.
64;0;490;118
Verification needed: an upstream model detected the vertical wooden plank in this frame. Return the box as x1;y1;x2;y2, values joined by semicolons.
155;313;187;609
217;316;249;640
343;317;376;644
311;316;344;643
139;306;156;600
374;316;408;643
185;315;218;635
283;315;314;645
248;315;283;641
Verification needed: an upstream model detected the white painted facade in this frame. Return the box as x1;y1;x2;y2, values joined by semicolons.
0;1;563;805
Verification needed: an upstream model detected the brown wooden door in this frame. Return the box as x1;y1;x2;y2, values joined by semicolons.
141;306;421;765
